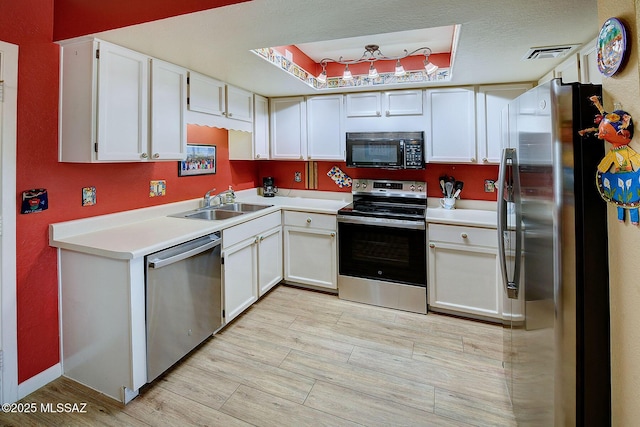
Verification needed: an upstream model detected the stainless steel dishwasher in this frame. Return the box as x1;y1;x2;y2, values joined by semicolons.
145;232;223;382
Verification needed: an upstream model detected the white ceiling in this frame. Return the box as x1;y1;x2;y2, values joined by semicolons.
89;0;599;97
295;26;456;62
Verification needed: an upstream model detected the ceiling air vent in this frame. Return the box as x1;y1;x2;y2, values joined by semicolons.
522;45;580;60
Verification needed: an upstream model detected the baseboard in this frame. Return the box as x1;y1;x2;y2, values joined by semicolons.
17;363;61;400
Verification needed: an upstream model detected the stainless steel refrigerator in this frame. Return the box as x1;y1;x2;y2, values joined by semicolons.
497;79;611;426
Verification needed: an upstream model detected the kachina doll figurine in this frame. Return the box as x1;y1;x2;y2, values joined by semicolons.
579;95;640;224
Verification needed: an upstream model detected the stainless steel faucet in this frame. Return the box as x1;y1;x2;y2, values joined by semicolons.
203;188;217;208
203;186;235;208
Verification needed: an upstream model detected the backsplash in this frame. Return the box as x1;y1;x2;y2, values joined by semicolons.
256;160;499;201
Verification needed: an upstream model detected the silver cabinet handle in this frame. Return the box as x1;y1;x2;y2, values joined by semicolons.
429;243;435;248
141;153;148;159
461;233;468;239
376;111;381;117
153;153;160;159
306;218;312;224
228;112;233;117
330;232;335;238
470;157;476;163
482;157;488;163
256;154;261;159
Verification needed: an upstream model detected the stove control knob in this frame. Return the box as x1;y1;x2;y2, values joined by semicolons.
410;184;415;191
417;185;423;192
362;182;367;188
355;182;360;189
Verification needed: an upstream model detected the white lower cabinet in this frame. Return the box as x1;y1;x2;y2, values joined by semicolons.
283;211;337;289
428;223;502;320
222;212;282;322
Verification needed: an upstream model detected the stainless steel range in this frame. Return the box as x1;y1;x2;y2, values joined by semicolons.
337;179;427;314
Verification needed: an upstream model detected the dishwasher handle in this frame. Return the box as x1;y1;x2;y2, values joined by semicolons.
148;234;221;269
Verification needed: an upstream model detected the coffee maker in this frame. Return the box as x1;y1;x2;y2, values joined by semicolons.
262;177;278;197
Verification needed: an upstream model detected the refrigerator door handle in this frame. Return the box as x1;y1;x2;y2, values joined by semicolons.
497;148;523;299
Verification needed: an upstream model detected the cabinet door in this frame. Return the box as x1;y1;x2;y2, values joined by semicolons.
425;87;476;163
428;242;501;319
253;94;270;159
188;71;225;116
226;85;253;122
579;38;601;85
307;95;344;161
284;227;337;289
258;226;282;296
476;84;531;164
384;90;423;116
150;59;187;160
97;41;149;161
270;97;307;160
554;53;580;84
345;92;382;117
223;238;258;322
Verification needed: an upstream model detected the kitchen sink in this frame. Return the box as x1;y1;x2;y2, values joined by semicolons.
217;202;273;212
170;208;244;221
169;202;272;221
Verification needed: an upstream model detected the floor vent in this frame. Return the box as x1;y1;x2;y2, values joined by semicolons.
522;45;580;60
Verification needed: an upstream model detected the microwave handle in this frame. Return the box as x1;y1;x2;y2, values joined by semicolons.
400;141;405;169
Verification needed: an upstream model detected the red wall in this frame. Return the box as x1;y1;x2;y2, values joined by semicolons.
258;161;499;201
0;0;496;385
53;0;249;41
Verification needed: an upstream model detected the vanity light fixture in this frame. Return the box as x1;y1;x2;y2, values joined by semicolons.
317;44;438;82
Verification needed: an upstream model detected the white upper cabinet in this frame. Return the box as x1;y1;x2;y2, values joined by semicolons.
270;97;307;160
344;89;426;133
425;87;477;163
187;71;225;116
345;92;382;117
306;94;344;161
476;84;531;164
345;90;423;117
579;38;602;85
187;71;253;131
95;41;149;161
226;84;253;123
150;59;187;160
384;90;423;116
253;94;270;159
229;94;270;160
58;39;186;162
554;53;580;84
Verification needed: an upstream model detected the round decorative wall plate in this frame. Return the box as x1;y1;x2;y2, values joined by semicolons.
597;17;627;77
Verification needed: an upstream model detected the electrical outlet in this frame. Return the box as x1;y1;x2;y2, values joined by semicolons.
484;179;495;192
294;172;302;182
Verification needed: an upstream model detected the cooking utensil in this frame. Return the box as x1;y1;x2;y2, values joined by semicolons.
445;181;454;198
453;181;464;198
438;175;447;194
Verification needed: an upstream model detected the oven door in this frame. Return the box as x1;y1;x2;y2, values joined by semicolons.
338;216;426;286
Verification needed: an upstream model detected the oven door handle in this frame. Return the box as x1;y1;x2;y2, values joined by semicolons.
337;215;425;230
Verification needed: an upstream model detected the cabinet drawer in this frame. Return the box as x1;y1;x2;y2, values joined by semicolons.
283;211;336;230
223;211;281;249
428;223;497;248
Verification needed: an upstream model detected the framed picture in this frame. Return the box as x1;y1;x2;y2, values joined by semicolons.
178;144;216;176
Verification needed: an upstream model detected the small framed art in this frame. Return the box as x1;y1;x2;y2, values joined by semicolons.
178;144;216;176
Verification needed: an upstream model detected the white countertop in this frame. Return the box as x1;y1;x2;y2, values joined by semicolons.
49;189;351;260
426;207;498;228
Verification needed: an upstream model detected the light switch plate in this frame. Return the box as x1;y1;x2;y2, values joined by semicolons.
150;180;166;197
484;179;496;192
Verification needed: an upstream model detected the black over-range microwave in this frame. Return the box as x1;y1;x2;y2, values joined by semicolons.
345;131;425;169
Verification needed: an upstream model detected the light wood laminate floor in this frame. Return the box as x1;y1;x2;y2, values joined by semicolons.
1;285;516;426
